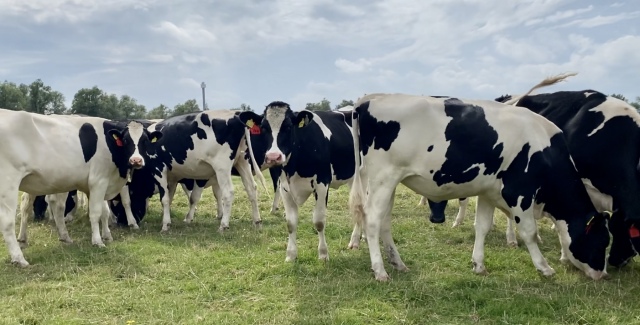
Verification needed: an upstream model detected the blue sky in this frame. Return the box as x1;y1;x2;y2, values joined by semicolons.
1;0;639;111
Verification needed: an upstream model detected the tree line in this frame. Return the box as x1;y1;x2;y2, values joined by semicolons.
1;79;638;120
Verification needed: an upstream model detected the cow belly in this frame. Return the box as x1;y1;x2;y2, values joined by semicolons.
401;174;501;203
581;178;613;212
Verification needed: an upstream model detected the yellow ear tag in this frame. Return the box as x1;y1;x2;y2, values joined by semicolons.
586;216;595;226
151;137;157;143
298;119;305;128
246;119;254;128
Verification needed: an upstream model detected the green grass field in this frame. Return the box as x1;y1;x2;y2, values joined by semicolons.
2;174;640;325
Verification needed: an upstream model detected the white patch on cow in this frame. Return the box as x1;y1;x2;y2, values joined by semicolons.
587;96;640;137
581;178;613;212
265;105;288;164
127;121;145;163
584;91;596;97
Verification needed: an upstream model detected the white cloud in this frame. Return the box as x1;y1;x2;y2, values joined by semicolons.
561;12;640;28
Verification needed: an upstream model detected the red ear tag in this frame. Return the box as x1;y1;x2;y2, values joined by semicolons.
112;134;124;147
250;124;261;135
630;225;640;238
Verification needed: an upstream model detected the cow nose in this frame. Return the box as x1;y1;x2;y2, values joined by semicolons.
129;157;143;168
265;152;283;164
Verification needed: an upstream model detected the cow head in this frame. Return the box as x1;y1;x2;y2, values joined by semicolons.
107;121;163;169
237;101;314;168
563;211;611;279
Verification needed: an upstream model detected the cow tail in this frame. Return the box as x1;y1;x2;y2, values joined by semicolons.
348;107;366;228
245;128;269;192
504;72;578;105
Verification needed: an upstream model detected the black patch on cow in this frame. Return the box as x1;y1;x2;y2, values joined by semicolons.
427;145;434;152
514;216;520;224
200;114;211;127
433;99;504;186
33;196;48;221
64;190;77;217
429;170;433;174
494;94;512;102
355;101;401;156
79;123;98;163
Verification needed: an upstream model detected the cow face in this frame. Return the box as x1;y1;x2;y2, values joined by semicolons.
108;121;163;169
238;102;314;168
566;212;610;277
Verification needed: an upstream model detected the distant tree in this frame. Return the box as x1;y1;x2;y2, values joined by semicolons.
334;99;354;110
26;79;66;115
611;93;628;102
118;95;146;119
231;103;253;112
631;97;640;111
305;98;331;112
71;86;107;118
171;99;200;117
0;81;28;110
147;104;172;119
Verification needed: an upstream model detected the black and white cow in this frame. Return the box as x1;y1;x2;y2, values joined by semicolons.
237;102;355;262
108;110;267;232
421;85;640;268
348;91;611;281
26;190;86;223
0;109;161;266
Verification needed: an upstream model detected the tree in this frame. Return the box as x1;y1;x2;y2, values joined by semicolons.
231;103;253;112
631;97;640;111
147;104;172;119
26;79;67;115
611;94;628;102
118;95;147;119
305;98;331;112
71;86;106;118
0;81;28;110
171;99;200;117
334;99;354;110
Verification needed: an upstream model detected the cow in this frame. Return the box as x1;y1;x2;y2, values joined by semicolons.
28;191;87;223
348;87;612;281
236;103;355;262
421;85;640;268
0;109;161;266
107;110;267;233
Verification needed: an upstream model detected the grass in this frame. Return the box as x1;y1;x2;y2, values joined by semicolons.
2;172;640;325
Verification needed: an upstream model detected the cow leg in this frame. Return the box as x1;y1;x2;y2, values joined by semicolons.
209;179;223;220
607;211;636;268
87;190;108;247
452;198;469;228
269;168;282;214
514;209;554;276
282;185;309;262
313;183;330;261
64;191;78;223
214;168;235;232
553;219;571;264
235;160;262;228
184;185;205;224
49;193;73;244
381;188;407;271
417;196;427;206
119;186;139;229
100;201;113;242
364;185;396;281
1;183;29;266
18;193;36;248
160;181;178;232
506;217;518;247
471;196;495;275
348;222;364;249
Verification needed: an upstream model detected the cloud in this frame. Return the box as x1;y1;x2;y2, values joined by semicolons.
561;12;640;28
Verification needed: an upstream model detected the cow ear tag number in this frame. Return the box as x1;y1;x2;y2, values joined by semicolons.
112;134;123;147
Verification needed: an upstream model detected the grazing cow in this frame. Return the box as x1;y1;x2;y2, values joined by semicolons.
30;191;87;222
348;89;611;281
422;85;640;268
0;109;161;266
108;110;267;232
237;103;355;262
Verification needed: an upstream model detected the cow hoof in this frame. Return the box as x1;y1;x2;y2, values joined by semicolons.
254;220;263;230
507;241;518;248
319;255;329;262
536;235;543;244
472;262;488;275
102;234;113;243
285;252;297;262
12;258;29;267
183;218;193;224
392;263;409;272
539;268;556;277
160;225;170;232
269;208;279;215
559;256;570;264
218;225;229;233
59;237;74;244
130;223;140;230
347;242;359;249
374;272;390;282
65;217;74;223
18;240;28;249
92;241;106;248
451;222;461;228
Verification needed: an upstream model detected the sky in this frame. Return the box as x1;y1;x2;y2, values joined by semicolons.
1;0;639;112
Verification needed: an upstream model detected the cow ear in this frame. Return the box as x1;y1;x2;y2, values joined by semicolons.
148;131;163;144
238;111;263;128
108;130;124;147
295;110;314;128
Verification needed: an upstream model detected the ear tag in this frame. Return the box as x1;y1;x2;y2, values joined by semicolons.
250;124;261;135
298;119;305;128
585;216;595;234
630;225;640;238
151;136;158;143
246;119;254;128
112;134;123;147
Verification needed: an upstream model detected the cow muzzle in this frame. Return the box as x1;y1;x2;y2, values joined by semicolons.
265;151;285;166
129;156;144;169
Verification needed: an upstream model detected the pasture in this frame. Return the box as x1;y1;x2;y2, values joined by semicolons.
2;173;640;325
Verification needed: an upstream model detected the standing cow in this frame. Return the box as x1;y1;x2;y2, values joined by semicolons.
237;103;355;262
348;91;611;281
108;110;267;232
0;110;161;266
